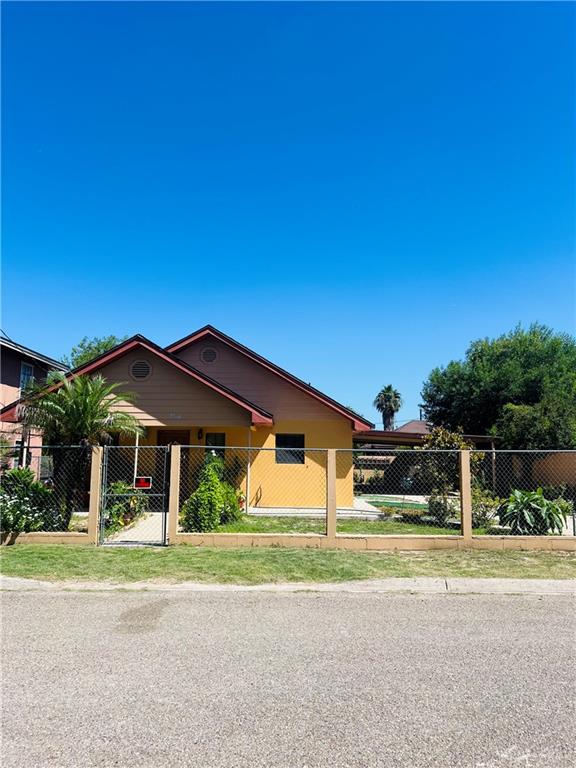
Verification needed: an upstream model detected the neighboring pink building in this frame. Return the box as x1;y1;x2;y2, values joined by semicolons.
0;335;68;463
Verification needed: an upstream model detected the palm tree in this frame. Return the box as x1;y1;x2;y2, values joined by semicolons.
373;385;402;431
22;372;144;445
21;373;143;527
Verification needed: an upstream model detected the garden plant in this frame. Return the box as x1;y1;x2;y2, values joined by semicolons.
180;453;243;533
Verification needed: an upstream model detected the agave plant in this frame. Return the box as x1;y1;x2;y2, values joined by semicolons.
499;488;568;536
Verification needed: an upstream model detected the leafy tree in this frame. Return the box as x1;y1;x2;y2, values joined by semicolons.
373;385;402;430
420;324;576;449
61;335;128;369
415;427;481;523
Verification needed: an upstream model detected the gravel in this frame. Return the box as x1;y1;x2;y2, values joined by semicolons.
2;591;575;767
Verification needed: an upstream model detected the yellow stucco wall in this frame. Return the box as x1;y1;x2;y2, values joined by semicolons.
121;422;354;509
246;420;353;509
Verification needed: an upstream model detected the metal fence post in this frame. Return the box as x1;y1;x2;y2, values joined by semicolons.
88;446;103;545
459;450;473;541
326;449;337;541
167;444;181;545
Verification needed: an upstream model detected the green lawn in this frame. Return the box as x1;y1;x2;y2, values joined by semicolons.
1;545;574;584
218;515;481;536
369;498;429;511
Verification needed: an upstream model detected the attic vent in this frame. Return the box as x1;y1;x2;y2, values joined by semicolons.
200;347;218;364
130;360;151;380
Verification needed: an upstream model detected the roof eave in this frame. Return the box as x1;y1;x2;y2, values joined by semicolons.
167;326;374;431
0;335;275;426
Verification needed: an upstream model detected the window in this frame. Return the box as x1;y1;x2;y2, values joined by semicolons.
276;434;305;464
205;432;226;455
13;440;22;469
20;363;34;390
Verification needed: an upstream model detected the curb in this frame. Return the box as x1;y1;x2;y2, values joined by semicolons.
1;575;574;595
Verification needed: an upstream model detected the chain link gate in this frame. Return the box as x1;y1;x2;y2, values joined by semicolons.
99;446;170;545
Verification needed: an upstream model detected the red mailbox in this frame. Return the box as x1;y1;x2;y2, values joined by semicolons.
134;476;152;490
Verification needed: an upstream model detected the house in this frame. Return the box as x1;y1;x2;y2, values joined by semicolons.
0;335;68;463
1;326;373;508
395;419;431;435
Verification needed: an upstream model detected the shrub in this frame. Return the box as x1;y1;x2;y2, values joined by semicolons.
180;452;244;532
103;481;148;535
220;483;243;525
0;494;45;534
0;467;58;533
498;488;568;536
542;483;568;501
427;493;457;525
181;462;223;532
415;427;484;496
365;471;385;492
471;486;501;529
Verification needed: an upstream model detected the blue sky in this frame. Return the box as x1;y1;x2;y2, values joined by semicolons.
2;1;575;427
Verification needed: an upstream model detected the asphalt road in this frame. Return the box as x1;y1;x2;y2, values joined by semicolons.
2;591;575;768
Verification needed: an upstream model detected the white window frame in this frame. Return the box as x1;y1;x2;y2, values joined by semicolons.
19;362;34;390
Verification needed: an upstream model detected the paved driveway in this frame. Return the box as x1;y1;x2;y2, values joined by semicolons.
2;591;575;767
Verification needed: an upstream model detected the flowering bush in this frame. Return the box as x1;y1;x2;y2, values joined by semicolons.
0;468;58;533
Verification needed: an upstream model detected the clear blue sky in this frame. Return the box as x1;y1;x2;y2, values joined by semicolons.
2;2;575;427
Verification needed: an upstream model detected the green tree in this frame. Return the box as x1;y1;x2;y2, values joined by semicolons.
20;373;143;528
61;335;128;369
420;324;576;448
21;372;143;446
373;385;402;430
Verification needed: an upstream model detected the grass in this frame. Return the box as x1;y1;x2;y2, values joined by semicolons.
218;514;485;536
1;545;575;584
68;514;88;533
369;498;428;511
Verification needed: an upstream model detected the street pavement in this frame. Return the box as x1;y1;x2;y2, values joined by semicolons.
2;590;575;767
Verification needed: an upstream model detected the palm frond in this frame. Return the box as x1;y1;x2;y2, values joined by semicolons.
21;373;144;445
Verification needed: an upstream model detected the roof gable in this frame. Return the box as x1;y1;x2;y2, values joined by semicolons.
1;335;273;426
166;326;374;431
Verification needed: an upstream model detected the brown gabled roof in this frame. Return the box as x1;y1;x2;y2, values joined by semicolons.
166;325;374;431
0;335;273;426
395;420;431;434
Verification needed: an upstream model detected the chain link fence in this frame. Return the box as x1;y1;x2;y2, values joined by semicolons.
100;446;168;544
0;445;92;534
2;444;573;542
337;449;465;535
178;446;328;535
471;450;575;536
